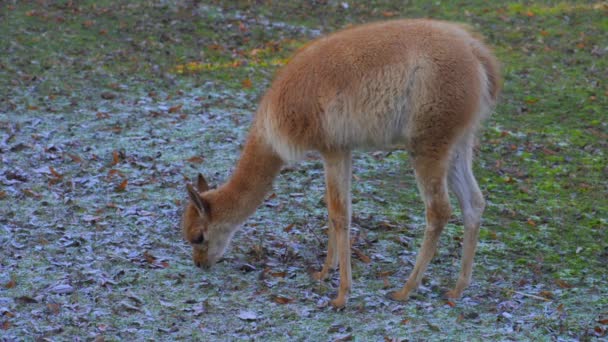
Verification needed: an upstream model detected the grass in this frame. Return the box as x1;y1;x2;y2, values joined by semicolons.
1;0;606;340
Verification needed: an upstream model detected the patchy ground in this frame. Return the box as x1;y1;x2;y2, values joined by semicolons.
1;0;607;340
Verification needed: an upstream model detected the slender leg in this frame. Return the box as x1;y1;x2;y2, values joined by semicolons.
316;151;352;309
390;155;451;301
446;137;485;298
312;192;338;280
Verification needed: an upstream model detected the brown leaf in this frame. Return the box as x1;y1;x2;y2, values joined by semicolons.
115;179;128;192
555;279;573;289
106;169;124;179
446;300;456;308
270;271;287;278
598;318;608;325
538;290;554;299
1;321;10;330
22;189;42;199
186;156;204;164
111;151;120;166
242;78;252;89
100;91;116;100
47;303;61;315
96;112;110;119
272;295;293;305
283;223;295;233
16;296;38;304
0;191;6;199
5;279;16;289
67;153;83;163
352;247;371;264
382;11;396;17
143;251;156;264
168;104;183;113
49;166;62;179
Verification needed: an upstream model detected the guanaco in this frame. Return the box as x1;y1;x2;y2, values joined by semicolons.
182;19;501;309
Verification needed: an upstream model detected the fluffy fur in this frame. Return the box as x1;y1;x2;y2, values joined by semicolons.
182;19;501;309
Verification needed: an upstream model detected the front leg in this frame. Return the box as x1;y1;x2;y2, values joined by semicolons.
320;151;352;309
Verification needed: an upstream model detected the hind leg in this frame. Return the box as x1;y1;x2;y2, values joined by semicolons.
446;136;485;298
390;154;452;301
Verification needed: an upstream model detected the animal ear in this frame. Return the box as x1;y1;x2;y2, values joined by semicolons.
197;173;209;192
186;183;209;216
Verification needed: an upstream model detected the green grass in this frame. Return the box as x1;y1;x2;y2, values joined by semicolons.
1;0;606;340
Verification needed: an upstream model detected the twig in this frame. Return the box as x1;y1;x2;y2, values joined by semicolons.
507;289;551;301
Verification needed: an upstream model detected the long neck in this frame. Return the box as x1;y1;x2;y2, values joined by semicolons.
208;129;283;225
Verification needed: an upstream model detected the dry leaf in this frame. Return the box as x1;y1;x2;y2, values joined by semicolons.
555;279;573;289
101;91;116;100
186;156;204;164
283;223;295;233
47;303;61;315
168;104;183;113
5;279;16;289
352;247;371;263
1;321;10;330
49;166;62;179
143;251;156;264
242;78;252;89
116;179;128;192
112;151;120;166
67;153;83;163
273;295;293;304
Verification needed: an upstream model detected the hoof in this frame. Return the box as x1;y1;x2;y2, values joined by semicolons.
330;297;346;310
445;289;462;299
386;290;410;302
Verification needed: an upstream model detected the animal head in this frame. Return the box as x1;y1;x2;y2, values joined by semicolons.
182;174;235;268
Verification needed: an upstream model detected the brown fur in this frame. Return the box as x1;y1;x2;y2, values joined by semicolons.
182;19;501;308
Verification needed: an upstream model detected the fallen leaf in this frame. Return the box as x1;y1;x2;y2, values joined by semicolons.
555;279;573;289
4;279;16;289
599;318;608;324
143;251;156;264
168;104;182;113
352;247;371;263
47;303;61;315
101;92;116;100
538;290;554;300
112;151;120;166
67;153;83;163
1;321;10;330
16;296;38;304
242;78;252;89
186;156;204;164
283;223;295;233
116;179;128;192
0;191;6;199
273;295;293;305
49;166;62;179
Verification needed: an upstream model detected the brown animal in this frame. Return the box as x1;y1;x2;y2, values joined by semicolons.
182;19;501;309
